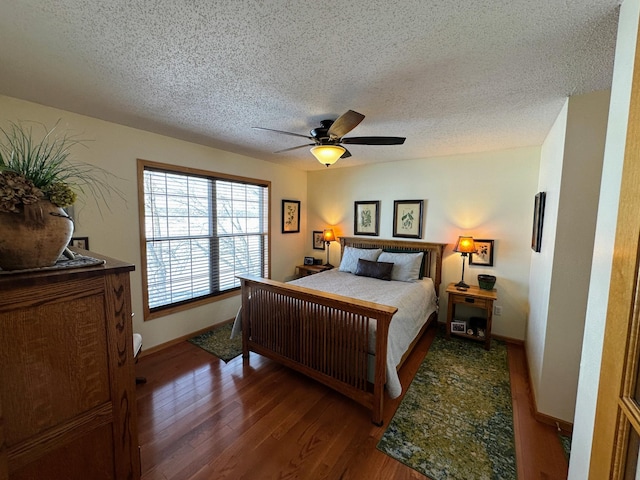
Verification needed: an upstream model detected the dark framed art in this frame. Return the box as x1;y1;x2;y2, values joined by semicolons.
69;236;89;250
469;239;494;266
313;230;325;250
282;199;300;233
354;200;380;236
531;192;546;252
393;200;423;238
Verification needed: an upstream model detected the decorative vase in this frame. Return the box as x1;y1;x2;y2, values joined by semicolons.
0;200;74;270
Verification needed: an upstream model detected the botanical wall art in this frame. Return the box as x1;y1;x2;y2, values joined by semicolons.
393;200;423;239
313;230;325;250
354;200;380;236
469;239;494;266
282;199;300;233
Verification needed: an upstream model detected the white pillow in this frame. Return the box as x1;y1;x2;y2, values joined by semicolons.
339;247;383;273
377;251;424;282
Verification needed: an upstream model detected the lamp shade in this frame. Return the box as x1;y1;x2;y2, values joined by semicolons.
323;228;336;242
453;236;477;254
311;145;345;166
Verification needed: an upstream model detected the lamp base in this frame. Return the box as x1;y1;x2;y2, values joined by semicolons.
455;280;469;290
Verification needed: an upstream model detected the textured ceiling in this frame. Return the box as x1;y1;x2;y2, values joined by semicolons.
0;1;620;170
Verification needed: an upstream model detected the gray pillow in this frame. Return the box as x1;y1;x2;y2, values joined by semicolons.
354;259;394;281
377;251;424;282
338;247;383;273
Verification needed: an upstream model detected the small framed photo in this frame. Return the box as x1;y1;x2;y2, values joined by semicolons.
354;200;380;236
469;239;494;267
451;321;467;333
69;236;89;250
282;199;300;233
393;200;423;238
313;230;325;250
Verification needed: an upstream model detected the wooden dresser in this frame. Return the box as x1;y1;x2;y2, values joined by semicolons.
0;251;140;480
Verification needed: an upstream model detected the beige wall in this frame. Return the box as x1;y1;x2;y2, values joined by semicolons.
0;95;308;349
306;147;541;340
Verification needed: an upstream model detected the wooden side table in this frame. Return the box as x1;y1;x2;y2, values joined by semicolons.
296;264;332;277
445;282;498;350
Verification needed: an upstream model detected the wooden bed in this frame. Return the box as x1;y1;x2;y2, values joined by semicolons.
238;237;446;425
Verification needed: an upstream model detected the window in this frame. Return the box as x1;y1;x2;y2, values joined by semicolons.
138;160;270;319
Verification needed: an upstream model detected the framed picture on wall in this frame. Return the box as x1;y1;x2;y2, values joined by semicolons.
531;192;546;252
393;200;423;238
313;230;325;250
69;237;89;250
469;239;494;266
282;199;300;233
354;200;380;236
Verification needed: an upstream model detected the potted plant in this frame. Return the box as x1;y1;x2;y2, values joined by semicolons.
0;120;115;270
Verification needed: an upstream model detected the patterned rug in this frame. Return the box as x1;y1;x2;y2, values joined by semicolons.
187;323;242;363
377;330;516;479
559;433;571;461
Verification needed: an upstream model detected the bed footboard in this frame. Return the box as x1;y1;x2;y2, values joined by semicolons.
238;275;397;425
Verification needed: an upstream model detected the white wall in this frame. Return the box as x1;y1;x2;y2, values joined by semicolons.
569;0;639;476
549;91;610;420
306;148;541;340
527;100;568;397
527;91;610;424
0;95;308;349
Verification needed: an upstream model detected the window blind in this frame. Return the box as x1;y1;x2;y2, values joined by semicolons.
142;167;269;311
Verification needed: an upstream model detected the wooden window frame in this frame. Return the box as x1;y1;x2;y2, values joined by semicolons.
137;159;271;321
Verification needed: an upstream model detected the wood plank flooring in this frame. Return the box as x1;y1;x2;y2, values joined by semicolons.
135;325;569;479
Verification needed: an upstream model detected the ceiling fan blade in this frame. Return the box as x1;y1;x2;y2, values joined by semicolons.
273;143;314;153
341;136;406;145
340;148;352;159
252;126;313;140
328;110;365;139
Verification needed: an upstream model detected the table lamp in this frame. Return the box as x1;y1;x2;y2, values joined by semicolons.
453;236;477;289
323;228;336;267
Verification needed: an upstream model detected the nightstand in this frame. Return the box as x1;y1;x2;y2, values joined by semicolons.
296;264;332;277
445;282;498;350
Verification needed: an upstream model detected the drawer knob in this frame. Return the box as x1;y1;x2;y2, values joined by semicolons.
465;298;475;304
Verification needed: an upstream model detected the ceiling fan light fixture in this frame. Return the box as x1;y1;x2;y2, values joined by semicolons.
310;145;345;167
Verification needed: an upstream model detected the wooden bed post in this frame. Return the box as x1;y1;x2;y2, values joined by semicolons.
373;310;392;426
240;277;251;359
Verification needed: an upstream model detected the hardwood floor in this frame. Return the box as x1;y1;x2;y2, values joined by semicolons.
135;325;569;479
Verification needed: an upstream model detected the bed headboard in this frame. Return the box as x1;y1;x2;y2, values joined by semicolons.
339;237;447;296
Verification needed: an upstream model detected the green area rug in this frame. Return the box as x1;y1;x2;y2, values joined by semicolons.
377;331;516;480
188;323;242;363
559;433;571;461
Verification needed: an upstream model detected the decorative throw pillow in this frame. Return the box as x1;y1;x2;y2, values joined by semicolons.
338;247;383;273
354;259;394;281
377;251;424;282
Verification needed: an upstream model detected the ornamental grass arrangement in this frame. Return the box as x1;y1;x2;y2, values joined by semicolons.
0;120;121;270
0;120;117;214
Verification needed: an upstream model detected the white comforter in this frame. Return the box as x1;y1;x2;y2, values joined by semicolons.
233;270;437;399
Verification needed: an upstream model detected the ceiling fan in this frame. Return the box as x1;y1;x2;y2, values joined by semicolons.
253;110;406;166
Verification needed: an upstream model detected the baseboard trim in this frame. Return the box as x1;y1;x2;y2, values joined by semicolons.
138;317;235;358
493;333;524;346
533;409;573;434
521;342;574;435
